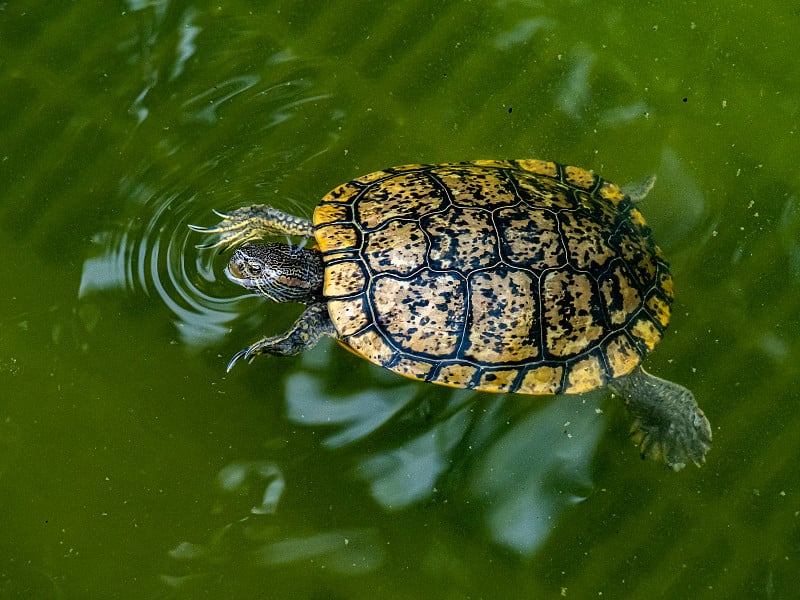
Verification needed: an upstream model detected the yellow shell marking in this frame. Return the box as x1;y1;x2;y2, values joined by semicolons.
314;160;673;395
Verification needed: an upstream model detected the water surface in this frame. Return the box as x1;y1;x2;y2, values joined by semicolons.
1;1;799;598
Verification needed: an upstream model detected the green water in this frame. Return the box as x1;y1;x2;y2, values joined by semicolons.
2;1;799;598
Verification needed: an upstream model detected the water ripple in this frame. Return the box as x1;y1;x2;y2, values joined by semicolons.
182;74;262;124
79;172;248;351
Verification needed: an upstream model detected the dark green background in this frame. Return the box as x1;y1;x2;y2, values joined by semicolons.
2;1;799;598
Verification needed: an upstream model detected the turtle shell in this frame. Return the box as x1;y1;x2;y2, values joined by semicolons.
311;160;673;394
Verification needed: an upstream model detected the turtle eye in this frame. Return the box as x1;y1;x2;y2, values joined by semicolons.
248;261;263;275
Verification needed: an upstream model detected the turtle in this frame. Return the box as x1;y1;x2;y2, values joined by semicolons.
191;159;711;470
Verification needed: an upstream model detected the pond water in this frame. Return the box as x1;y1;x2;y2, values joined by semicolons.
1;1;799;598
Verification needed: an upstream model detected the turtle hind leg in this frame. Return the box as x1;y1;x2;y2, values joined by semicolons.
227;302;337;372
190;205;314;251
610;367;712;471
622;175;657;204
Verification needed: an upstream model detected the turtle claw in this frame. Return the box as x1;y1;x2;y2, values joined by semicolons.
187;222;224;249
223;304;336;372
187;223;208;233
192;237;224;250
226;348;252;372
190;205;316;256
189;209;261;252
193;238;238;252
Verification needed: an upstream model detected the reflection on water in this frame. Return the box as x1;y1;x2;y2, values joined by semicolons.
165;526;383;587
466;398;600;553
217;460;286;515
164;450;385;587
183;75;262;124
779;193;800;277
254;529;384;574
493;17;555;50
162;351;606;584
285;369;603;555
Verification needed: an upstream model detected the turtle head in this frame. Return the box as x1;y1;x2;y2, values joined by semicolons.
226;242;324;304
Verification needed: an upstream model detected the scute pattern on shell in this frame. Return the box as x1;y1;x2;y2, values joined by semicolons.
313;160;672;394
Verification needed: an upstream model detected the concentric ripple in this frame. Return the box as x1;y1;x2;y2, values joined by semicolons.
78;173;253;351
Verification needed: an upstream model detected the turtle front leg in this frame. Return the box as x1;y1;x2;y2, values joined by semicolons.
227;302;337;372
190;205;314;251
